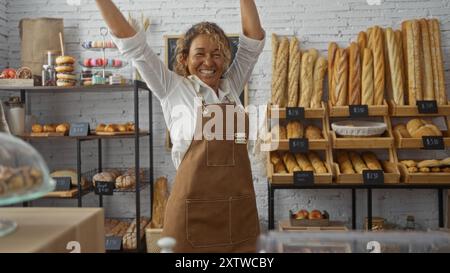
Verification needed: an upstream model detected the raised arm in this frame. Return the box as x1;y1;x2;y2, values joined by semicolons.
240;0;264;40
95;0;136;38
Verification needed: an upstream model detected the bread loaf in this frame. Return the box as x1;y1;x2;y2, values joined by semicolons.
348;42;361;105
272;37;289;106
294;153;314;172
385;28;405;105
361;152;382;170
328;42;338;105
307;151;328;174
311;56;327;108
31;124;43;133
333;48;348;106
383;28;393;103
358;31;367;50
401;160;417;168
287;38;301;107
271;124;287;140
406;118;442;138
299;53;314;107
395;29;407;103
349;151;369;174
367;27;374;50
361;48;374;105
115;175;136;189
417;159;441;168
393;124;411;138
419;19;435;100
150;177;169;228
428;19;447;105
337;151;355;174
308;48;319;63
271;34;280;103
440;157;450;166
372;27;385;105
93;171;117;186
404;20;423;105
305;125;322;140
286;121;303;139
43;124;56;133
270;151;283;165
283;153;301;173
274;161;288;174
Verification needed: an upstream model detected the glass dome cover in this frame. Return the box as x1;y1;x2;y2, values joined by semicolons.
0;133;55;206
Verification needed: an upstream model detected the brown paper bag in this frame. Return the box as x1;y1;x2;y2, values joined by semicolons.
19;18;64;76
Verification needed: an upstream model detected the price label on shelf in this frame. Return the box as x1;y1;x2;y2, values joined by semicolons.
286;107;305;121
349;105;369;118
422;136;445;150
54;177;72;191
363;170;384;185
69;122;90;137
105;236;122;251
94;181;114;196
293;171;315;186
416;100;438;114
289;138;309;153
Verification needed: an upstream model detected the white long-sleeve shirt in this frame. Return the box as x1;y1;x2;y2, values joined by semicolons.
111;29;265;169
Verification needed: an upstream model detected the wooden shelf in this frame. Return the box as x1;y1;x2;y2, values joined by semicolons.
263;138;329;151
328;100;388;117
18;131;150;140
0;80;149;92
269;104;326;119
333;162;401;185
44;184;92;198
393;130;450;149
331;131;394;149
389;100;450;117
398;163;450;184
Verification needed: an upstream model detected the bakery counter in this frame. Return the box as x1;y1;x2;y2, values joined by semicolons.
0;208;105;253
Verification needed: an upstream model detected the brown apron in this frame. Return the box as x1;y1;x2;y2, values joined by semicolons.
162;94;260;253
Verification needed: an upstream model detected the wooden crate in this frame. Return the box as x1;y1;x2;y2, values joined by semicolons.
398;163;450;184
393;129;450;149
333;148;401;184
328;100;389;117
389;100;450;117
278;219;348;232
267;150;333;185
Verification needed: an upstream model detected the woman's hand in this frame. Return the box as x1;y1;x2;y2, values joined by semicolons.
240;0;265;40
95;0;136;38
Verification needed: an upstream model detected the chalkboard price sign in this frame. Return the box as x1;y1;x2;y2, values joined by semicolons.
289;138;309;154
293;171;315;186
286;107;305;121
69;123;90;137
416;100;438;114
422;136;445;150
54;177;72;191
94;181;114;196
105;236;122;251
363;170;384;185
349;105;369;118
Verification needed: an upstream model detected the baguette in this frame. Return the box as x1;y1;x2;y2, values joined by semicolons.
337;151;355;174
358;31;367;50
294;153;314;172
419;19;435;100
272;37;289;107
395;29;407;104
270;151;283;165
383;28;393;103
386;28;405;105
372;26;385;105
307;151;328;174
299;52;314;107
311;56;327;108
283;153;301;173
349;151;369;174
288;38;301;107
361;48;374;105
333;48;348;106
348;42;361;105
274;161;288;174
404;20;423;105
428;19;447;105
362;152;382;170
367;27;374;50
328;42;338;105
271;34;280;104
308;48;319;64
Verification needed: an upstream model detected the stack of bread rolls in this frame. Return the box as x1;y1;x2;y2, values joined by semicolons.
270;151;329;174
337;151;384;174
96;122;135;133
31;122;70;135
393;118;442;138
270;122;323;140
400;157;450;173
272;34;328;108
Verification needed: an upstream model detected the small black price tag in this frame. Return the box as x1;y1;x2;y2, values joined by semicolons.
286;107;305;121
94;181;114;196
349;105;369;118
105;236;122;251
293;171;315;186
363;170;384;185
417;100;438;114
54;177;72;191
69;122;90;137
422;136;445;150
289;138;309;153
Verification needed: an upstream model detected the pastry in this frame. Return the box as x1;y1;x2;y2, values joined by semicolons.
333;48;348;106
117;124;127;132
419;19;435;100
43;124;56;133
307;151;328;174
56;123;70;134
385;28;405;105
115;175;136;189
294;153;314;172
337;151;355;174
96;123;106;132
407;166;418;173
305;125;322;139
362;152;382;170
361;48;374;105
31;124;43;133
400;160;416;168
428;19;447;105
349;151;369;174
311;56;327;108
431;167;441;173
419;167;430;173
286;121;303;139
328;42;338;105
348;42;361;105
299;52;314;107
282;153;301;173
393;124;411;138
287;38;300;107
442;167;450;173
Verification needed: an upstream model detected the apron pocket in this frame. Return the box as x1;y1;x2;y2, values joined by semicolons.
206;138;235;167
186;199;230;247
230;195;258;244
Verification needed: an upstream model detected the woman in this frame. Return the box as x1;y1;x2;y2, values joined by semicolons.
96;0;265;253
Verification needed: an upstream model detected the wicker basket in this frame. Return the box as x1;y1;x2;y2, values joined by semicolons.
146;228;163;253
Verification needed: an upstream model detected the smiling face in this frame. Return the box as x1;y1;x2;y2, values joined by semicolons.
184;34;225;91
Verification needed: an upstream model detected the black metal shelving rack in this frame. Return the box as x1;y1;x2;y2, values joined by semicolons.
0;81;154;251
268;181;450;231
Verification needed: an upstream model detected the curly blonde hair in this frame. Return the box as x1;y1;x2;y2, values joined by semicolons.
174;22;232;77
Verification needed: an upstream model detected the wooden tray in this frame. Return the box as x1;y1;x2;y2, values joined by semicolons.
94;131;136;136
333;162;401;184
29;132;66;137
331;131;394;149
269;102;326;119
328;100;388;117
389;100;450;117
393;130;450;149
44;183;91;198
398;163;450;184
264;138;330;151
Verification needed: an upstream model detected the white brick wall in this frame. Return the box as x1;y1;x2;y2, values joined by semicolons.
3;0;450;230
0;0;8;69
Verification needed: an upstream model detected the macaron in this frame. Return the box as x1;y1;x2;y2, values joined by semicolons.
83;58;91;67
